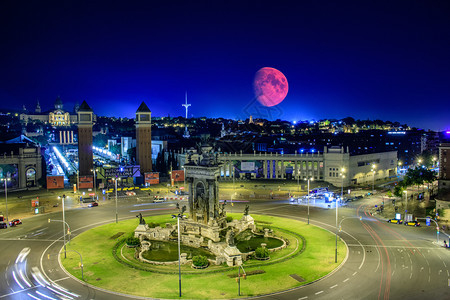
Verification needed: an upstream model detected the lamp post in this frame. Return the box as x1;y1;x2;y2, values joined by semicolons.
182;166;185;191
114;177;119;223
305;177;313;225
58;195;67;258
48;218;71;244
91;168;97;197
297;169;300;192
403;190;408;221
76;170;79;194
172;204;186;298
335;168;345;263
2;177;10;222
371;164;376;195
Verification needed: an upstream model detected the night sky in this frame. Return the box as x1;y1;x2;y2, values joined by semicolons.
1;1;449;130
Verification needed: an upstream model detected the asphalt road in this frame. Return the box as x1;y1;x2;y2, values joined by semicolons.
0;194;449;300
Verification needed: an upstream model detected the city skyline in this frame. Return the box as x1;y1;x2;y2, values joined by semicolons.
1;1;450;131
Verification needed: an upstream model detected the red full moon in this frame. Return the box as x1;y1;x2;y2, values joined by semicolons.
253;67;289;107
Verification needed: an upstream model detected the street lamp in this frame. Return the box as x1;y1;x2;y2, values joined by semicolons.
91;168;97;197
182;166;186;192
114;177;120;223
335;168;345;263
172;204;186;298
76;170;79;194
403;190;408;221
371;164;376;195
305;177;313;225
2;177;11;222
58;194;67;258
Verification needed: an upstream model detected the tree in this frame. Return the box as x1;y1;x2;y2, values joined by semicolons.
110;144;121;155
127;147;136;163
93;134;108;148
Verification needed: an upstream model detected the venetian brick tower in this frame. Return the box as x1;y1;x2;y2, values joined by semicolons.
77;101;94;176
136;102;152;175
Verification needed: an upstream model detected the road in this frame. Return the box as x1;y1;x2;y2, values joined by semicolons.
0;194;448;299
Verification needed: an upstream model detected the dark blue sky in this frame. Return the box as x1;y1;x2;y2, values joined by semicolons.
1;0;450;130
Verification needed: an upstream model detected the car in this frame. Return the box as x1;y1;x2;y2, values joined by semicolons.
88;202;99;207
153;197;166;203
404;220;420;227
9;219;22;226
387;219;403;224
0;222;7;229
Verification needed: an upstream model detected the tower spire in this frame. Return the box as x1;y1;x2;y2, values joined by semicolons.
182;91;191;138
182;91;191;119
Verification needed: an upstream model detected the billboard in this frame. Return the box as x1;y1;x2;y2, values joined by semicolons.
241;161;255;171
79;175;94;189
145;172;159;185
171;170;185;182
47;176;64;189
105;167;135;177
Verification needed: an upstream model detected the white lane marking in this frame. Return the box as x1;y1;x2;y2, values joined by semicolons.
409;273;412;279
315;291;323;295
27;293;40;300
346;244;449;249
447;270;449;277
343;278;349;282
352;271;357;276
373;243;381;273
299;297;308;300
443;261;447;268
36;290;58;300
392;270;395;276
428;275;431;283
12;271;25;289
330;284;338;289
337;231;366;270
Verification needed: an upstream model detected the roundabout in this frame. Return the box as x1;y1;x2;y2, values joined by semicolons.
59;213;346;299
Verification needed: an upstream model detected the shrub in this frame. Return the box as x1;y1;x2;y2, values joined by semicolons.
125;236;140;247
226;216;233;222
255;247;269;259
192;255;209;267
147;222;159;228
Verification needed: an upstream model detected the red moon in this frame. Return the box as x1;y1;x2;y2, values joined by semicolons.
253;67;288;107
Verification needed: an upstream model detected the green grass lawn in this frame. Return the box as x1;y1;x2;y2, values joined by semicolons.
61;214;346;299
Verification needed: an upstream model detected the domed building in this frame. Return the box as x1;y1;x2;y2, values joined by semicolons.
20;96;79;126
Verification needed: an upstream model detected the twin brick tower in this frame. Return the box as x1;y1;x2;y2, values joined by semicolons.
77;101;152;183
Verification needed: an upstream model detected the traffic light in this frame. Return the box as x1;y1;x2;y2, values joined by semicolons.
359;216;362;221
48;218;51;223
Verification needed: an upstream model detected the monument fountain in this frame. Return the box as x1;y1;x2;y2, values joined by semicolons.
134;145;257;266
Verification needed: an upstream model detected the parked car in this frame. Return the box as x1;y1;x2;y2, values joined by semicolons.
387;219;403;224
88;202;99;207
9;219;22;226
404;220;420;227
0;222;7;229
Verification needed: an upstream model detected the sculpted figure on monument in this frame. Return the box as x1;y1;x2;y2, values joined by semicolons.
244;204;249;216
136;213;146;225
227;229;235;246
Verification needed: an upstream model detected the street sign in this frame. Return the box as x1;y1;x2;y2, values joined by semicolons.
426;217;430;226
